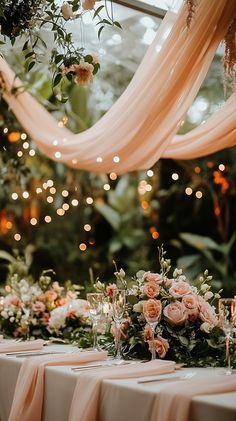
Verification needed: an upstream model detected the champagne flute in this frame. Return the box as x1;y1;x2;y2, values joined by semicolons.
218;298;236;375
112;289;126;360
143;299;161;360
87;293;104;351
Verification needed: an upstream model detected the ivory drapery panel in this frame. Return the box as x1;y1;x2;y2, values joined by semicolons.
0;0;236;174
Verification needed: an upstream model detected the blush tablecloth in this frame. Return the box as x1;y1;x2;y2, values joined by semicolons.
0;344;236;421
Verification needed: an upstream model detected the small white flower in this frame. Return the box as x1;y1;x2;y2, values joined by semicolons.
21;294;31;303
190;286;198;294
178;275;186;282
19;279;28;288
204;291;214;301
200;322;212;333
9;317;15;323
20;286;29;294
173;268;182;278
200;283;209;293
1;311;8;319
214;293;221;299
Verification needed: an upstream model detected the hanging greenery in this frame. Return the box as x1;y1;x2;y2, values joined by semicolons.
0;0;121;92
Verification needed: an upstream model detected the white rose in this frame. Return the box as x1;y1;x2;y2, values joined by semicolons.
200;322;212;333
1;311;8;319
133;302;143;313
48;307;67;332
204;291;214;301
61;2;74;20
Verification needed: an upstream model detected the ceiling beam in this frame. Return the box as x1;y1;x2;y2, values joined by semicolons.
113;0;166;19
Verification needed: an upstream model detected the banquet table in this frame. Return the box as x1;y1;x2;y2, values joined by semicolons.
0;344;236;421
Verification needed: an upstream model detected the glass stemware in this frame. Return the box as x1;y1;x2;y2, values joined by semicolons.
112;289;126;360
218;298;236;375
143;299;161;360
87;293;104;351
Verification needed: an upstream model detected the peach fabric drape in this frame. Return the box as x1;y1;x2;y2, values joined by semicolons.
8;350;107;421
68;360;175;421
0;0;236;174
0;339;44;353
151;374;236;421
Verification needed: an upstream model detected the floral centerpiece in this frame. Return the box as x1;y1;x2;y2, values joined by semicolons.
0;250;91;346
96;247;233;367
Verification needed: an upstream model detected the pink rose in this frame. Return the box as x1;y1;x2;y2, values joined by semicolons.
143;299;162;321
182;294;198;309
144;272;163;284
32;301;46;314
5;295;21;307
169;281;192;298
55;298;68;307
44;290;57;301
198;298;218;326
144;324;153;341
83;0;96;10
186;308;199;322
42;312;50;325
143;281;160;299
163;301;187;325
163;277;174;288
154;335;169;358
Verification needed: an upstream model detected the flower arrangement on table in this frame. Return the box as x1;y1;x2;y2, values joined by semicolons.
0;251;91;346
96;247;233;367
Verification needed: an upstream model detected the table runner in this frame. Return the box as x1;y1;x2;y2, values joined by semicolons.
8;350;107;421
68;360;176;421
151;373;236;421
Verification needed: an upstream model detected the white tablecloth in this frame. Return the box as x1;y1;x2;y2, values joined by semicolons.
0;344;236;421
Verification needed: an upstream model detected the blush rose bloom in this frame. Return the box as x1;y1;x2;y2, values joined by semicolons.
74;61;94;86
44;290;57;302
198;298;218;327
61;2;74;20
182;294;198;309
144;324;153;341
144;272;163;284
163;301;187;325
32;301;46;314
143;299;162;321
143;281;160;299
169;281;192;298
154;336;169;358
83;0;96;10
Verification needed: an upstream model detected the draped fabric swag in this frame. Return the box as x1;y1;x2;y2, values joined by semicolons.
0;0;236;174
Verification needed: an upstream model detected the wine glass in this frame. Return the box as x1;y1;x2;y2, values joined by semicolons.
218;298;236;375
143;299;161;360
87;293;104;351
112;289;126;360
